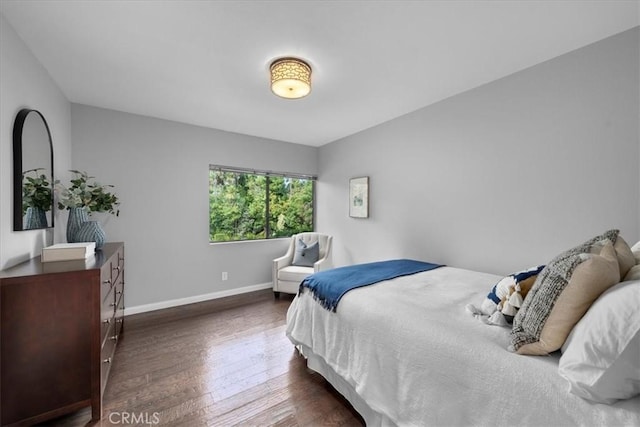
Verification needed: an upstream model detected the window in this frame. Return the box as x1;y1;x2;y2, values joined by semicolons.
209;166;315;242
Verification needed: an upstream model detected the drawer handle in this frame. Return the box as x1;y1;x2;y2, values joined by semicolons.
110;335;118;341
109;302;116;307
103;279;111;285
103;357;112;364
103;318;111;324
116;291;122;296
116;318;124;324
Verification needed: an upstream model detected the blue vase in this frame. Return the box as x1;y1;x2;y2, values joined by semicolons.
67;207;88;243
74;220;106;249
24;207;48;229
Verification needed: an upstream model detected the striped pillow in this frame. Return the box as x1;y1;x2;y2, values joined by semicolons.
482;265;545;324
510;230;621;355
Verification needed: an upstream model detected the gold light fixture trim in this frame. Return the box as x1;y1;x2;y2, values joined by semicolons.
270;57;312;99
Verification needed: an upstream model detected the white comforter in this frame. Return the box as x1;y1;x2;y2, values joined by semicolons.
286;266;640;426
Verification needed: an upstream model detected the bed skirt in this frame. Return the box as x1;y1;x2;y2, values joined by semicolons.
296;343;394;427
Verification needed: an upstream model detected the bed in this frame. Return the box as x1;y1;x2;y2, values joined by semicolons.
286;238;640;426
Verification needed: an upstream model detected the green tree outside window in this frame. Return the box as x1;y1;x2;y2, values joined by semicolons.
209;167;314;242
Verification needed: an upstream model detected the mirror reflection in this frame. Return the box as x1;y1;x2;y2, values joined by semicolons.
13;109;54;231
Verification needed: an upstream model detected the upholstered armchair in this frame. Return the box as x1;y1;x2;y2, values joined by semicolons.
272;232;333;297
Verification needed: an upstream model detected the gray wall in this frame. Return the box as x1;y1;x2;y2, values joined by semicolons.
318;27;640;275
70;105;318;310
4;13;638;312
0;14;71;269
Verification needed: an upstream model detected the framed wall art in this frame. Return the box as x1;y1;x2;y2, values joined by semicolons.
349;176;369;218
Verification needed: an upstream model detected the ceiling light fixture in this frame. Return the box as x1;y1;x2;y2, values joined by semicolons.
270;57;311;99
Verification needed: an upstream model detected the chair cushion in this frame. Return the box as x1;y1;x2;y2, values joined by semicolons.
278;265;314;282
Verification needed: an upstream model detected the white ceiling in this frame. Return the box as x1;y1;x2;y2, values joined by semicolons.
1;1;638;147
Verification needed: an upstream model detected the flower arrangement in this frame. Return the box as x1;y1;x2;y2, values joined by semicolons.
21;168;52;215
56;170;120;216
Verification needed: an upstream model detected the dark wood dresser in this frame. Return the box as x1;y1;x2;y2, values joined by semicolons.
0;242;124;426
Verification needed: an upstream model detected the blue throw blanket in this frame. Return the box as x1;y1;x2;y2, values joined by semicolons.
299;259;443;312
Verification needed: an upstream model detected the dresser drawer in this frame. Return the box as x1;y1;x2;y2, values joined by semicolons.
114;274;124;306
101;321;118;394
111;247;124;286
100;263;114;304
100;305;115;343
111;264;121;291
114;290;125;337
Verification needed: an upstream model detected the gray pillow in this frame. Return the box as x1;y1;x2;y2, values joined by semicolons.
292;239;319;267
510;229;621;355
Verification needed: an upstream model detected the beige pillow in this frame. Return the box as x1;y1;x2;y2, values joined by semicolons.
614;236;635;278
513;241;620;355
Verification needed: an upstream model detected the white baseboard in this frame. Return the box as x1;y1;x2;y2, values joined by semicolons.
124;282;273;316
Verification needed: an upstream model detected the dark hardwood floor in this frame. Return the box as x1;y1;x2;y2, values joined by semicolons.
43;290;364;426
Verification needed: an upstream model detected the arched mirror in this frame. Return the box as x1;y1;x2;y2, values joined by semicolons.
13;109;54;231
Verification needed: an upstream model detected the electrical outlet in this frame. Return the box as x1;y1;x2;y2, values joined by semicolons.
222;272;228;281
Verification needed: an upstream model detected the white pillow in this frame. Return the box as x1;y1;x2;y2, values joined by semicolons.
626;240;640;281
631;240;640;264
559;280;640;403
625;264;640;281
